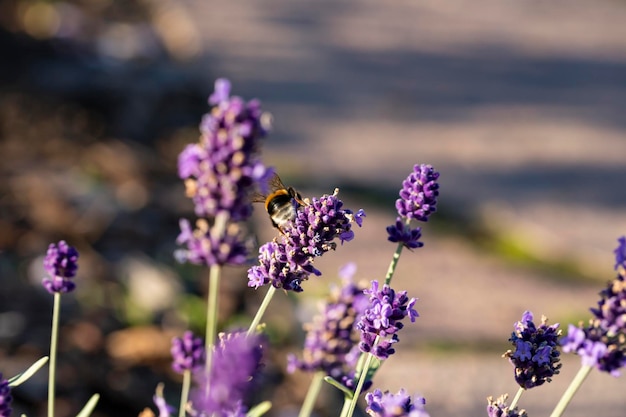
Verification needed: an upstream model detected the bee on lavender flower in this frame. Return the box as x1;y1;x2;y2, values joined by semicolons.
252;173;308;234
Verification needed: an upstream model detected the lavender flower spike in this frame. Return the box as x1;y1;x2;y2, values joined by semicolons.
365;389;430;417
287;264;371;391
248;189;365;292
190;331;264;417
176;79;274;267
42;240;79;294
177;78;272;222
171;331;206;374
504;311;562;389
561;241;626;376
486;394;528;417
0;374;12;417
395;164;439;222
357;281;418;359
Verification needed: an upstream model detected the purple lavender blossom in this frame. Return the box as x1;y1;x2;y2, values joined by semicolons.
171;331;205;374
190;331;264;417
178;78;272;222
590;272;626;337
486;395;527;417
153;388;175;417
0;374;11;417
357;281;418;359
287;264;371;390
503;311;561;389
175;219;248;267
561;252;626;376
386;217;423;249
247;190;365;292
365;389;430;417
42;240;79;294
614;236;626;273
395;164;439;222
561;322;626;376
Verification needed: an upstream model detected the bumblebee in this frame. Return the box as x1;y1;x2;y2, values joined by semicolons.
252;173;307;233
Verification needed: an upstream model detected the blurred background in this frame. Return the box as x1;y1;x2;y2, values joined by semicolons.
1;0;626;416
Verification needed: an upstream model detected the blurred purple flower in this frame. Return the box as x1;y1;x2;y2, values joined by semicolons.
561;323;626;376
171;331;205;374
562;244;626;376
175;219;248;267
153;390;175;417
357;281;418;359
614;236;626;273
395;164;439;222
503;311;561;389
190;331;264;417
178;78;272;222
386;217;423;249
42;240;79;294
486;394;527;417
287;265;371;390
0;374;12;417
365;389;429;417
247;190;364;292
590;272;626;339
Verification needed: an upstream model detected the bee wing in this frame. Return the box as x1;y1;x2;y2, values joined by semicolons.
250;192;267;203
251;172;287;203
267;172;287;191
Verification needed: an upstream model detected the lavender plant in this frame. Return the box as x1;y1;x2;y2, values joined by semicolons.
5;79;626;417
549;237;626;417
42;241;99;417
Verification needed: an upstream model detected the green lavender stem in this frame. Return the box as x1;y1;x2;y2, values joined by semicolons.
341;350;377;417
204;211;230;378
339;396;352;417
549;365;592;417
179;370;192;417
384;218;411;285
48;292;61;417
297;371;324;417
204;263;221;377
384;242;404;285
247;285;277;336
509;387;524;410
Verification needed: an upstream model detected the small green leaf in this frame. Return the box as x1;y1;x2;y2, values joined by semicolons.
323;376;353;399
8;357;49;387
75;393;100;417
246;401;272;417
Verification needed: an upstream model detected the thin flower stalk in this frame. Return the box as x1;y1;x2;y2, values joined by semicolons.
297;371;324;417
42;240;80;417
48;293;61;417
549;365;592;417
508;388;524;410
247;286;277;336
179;371;191;417
384;226;408;286
205;261;221;378
341;343;378;417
